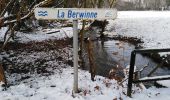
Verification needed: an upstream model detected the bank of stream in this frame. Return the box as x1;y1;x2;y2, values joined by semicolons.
82;35;170;86
83;22;170;86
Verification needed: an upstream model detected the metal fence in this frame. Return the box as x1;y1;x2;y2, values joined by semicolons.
127;48;170;97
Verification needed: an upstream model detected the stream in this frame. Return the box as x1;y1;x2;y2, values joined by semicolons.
83;39;170;80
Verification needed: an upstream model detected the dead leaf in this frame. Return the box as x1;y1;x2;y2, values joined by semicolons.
113;98;117;100
112;52;119;55
115;42;120;45
155;93;160;96
83;90;87;96
105;82;112;88
94;86;100;90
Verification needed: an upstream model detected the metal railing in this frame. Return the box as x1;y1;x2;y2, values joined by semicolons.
127;48;170;97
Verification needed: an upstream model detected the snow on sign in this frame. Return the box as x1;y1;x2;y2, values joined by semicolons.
34;8;117;20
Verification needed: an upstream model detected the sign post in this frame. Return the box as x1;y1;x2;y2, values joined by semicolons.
73;19;78;93
34;8;117;93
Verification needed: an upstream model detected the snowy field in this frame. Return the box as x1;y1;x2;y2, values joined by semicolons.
0;11;170;100
107;11;170;50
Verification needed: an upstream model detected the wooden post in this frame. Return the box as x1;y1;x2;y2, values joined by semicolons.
0;63;7;86
87;39;96;81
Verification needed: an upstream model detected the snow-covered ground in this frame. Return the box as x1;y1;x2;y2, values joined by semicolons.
0;20;88;43
1;67;170;100
107;11;170;50
1;11;170;100
0;27;73;43
0;68;130;100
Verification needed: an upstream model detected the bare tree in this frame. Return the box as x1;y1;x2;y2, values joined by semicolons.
0;0;56;49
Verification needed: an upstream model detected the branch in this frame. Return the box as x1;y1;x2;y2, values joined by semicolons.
110;0;116;8
0;0;15;17
54;0;65;8
90;0;95;8
2;23;18;50
1;0;55;27
29;0;38;9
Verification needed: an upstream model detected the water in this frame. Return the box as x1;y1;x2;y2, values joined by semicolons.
83;39;170;79
103;40;170;77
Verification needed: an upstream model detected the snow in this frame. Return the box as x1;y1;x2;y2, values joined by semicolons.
13;27;73;43
157;80;170;87
130;87;170;100
0;27;8;39
0;68;130;100
117;11;170;18
0;20;89;43
106;11;170;52
1;67;170;100
1;11;170;100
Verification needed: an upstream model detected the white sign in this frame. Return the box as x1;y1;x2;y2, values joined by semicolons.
34;8;117;20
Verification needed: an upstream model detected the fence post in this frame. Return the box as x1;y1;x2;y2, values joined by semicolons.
127;51;136;97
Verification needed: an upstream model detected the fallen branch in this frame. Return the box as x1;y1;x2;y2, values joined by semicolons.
46;30;60;34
